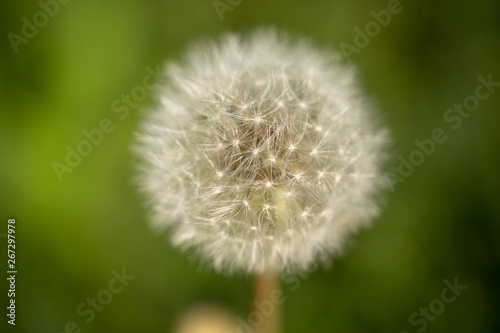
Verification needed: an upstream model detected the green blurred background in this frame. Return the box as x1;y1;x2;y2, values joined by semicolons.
1;0;499;332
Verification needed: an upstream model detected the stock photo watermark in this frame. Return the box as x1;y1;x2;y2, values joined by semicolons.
236;289;285;333
400;277;467;333
5;219;17;326
7;0;73;54
213;0;243;21
51;64;163;182
339;0;404;61
386;73;499;190
49;267;135;333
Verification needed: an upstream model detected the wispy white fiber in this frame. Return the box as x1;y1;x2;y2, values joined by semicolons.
134;29;389;274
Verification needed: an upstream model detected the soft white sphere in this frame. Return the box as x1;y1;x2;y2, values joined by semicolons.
134;29;389;274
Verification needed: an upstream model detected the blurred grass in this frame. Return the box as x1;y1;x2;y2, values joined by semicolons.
1;0;499;332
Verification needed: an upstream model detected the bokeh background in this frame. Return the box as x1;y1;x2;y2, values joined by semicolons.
1;0;499;332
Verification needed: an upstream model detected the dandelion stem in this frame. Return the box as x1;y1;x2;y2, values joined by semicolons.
253;269;281;333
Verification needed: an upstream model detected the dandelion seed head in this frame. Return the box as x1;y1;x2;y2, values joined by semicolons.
134;29;389;274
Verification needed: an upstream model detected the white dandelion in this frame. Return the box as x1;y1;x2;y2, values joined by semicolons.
134;29;389;275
